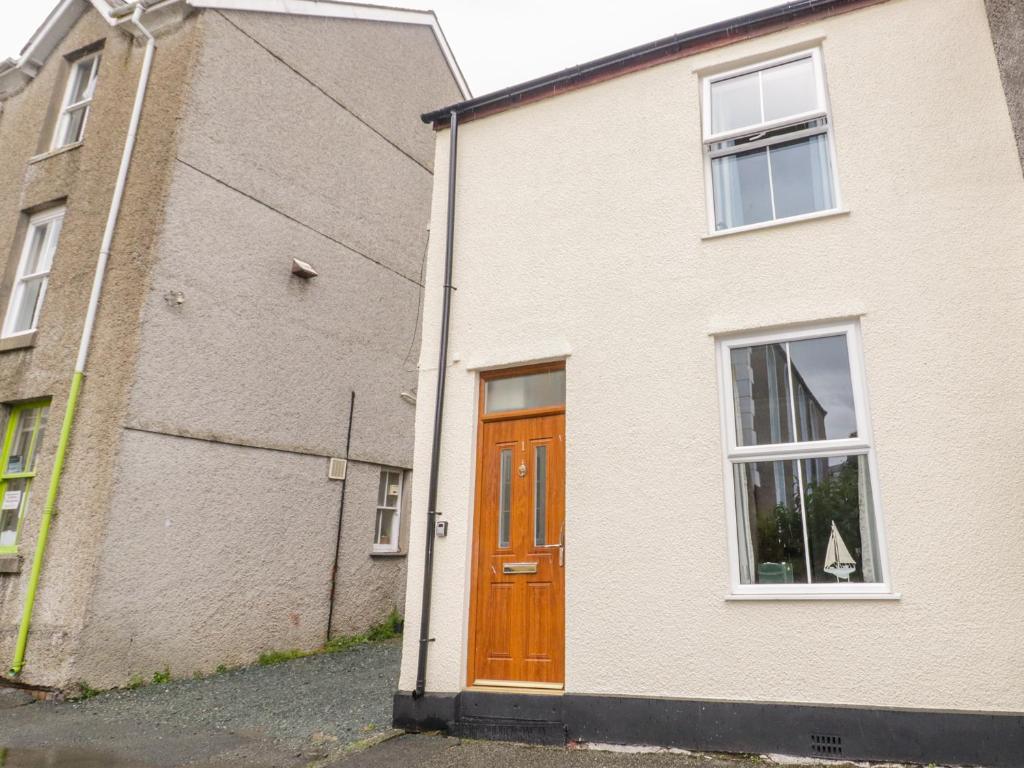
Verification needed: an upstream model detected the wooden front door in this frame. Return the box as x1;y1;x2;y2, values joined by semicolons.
469;373;565;688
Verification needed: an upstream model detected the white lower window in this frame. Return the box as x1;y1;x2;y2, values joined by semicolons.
718;321;890;595
373;468;403;553
3;207;65;338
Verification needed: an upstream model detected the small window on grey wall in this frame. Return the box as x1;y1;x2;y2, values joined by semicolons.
374;468;403;553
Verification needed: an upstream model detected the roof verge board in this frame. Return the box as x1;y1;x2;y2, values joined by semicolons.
1;0;470;100
422;0;886;127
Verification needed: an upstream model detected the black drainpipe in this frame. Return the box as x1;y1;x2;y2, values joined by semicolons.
414;110;459;698
326;390;356;642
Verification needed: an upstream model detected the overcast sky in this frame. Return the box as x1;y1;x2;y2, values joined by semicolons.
2;1;781;95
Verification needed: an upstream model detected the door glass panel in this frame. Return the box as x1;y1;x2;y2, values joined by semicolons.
498;448;511;548
533;445;547;546
485;370;565;414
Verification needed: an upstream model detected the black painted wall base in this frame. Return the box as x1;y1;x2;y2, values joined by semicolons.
394;690;1024;767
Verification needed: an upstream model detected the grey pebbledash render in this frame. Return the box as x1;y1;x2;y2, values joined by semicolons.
0;0;467;690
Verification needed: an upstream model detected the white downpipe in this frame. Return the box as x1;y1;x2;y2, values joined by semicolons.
76;3;155;372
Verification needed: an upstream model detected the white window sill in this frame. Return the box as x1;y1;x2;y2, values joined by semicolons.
370;549;405;558
726;591;900;602
703;208;850;240
0;331;37;352
28;141;84;165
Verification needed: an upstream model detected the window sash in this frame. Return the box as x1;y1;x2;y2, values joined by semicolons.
373;469;403;552
702;50;828;142
53;54;100;149
717;322;891;595
0;402;49;554
702;49;840;233
4;210;64;338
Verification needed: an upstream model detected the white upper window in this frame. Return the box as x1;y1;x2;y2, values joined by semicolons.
717;321;891;596
53;52;101;150
374;468;404;553
4;207;65;338
702;49;840;233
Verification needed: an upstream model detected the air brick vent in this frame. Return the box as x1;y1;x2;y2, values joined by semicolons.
810;733;843;756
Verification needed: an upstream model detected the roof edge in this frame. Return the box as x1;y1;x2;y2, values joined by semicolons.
186;0;471;97
422;0;886;126
2;0;471;102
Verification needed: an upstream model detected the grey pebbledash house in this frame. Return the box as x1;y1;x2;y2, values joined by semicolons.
0;0;466;690
395;0;1024;766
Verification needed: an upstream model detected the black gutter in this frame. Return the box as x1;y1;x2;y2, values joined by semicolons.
414;109;459;698
422;0;876;126
326;389;356;642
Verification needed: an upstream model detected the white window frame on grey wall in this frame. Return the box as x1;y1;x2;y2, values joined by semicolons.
701;48;842;234
3;207;65;339
52;52;101;150
716;320;893;598
373;467;404;553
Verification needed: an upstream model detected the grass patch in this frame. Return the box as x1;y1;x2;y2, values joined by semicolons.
152;667;171;685
258;611;404;666
72;681;101;701
325;610;402;654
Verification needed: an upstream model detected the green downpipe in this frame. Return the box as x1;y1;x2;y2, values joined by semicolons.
9;370;84;676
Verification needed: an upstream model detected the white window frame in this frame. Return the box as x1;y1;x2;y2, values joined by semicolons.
52;52;101;150
373;468;404;554
3;207;65;339
716;320;893;598
701;48;843;235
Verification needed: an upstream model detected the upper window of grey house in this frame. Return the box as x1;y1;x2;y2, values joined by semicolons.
3;206;65;338
52;51;101;150
702;49;841;233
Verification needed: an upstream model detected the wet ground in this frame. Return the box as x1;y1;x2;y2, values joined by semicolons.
0;639;401;767
329;735;846;768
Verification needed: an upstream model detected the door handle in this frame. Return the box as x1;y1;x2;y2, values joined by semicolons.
536;524;565;566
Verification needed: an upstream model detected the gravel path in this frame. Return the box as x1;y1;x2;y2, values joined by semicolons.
0;639;401;767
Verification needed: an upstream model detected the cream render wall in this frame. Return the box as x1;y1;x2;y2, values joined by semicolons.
400;0;1024;713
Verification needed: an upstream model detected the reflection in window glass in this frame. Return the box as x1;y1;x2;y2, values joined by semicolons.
734;455;881;585
710;70;761;134
730;335;855;447
788;335;856;442
485;370;565;414
731;344;793;447
761;56;818;122
803;455;880;584
734;460;806;584
498;449;511;548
